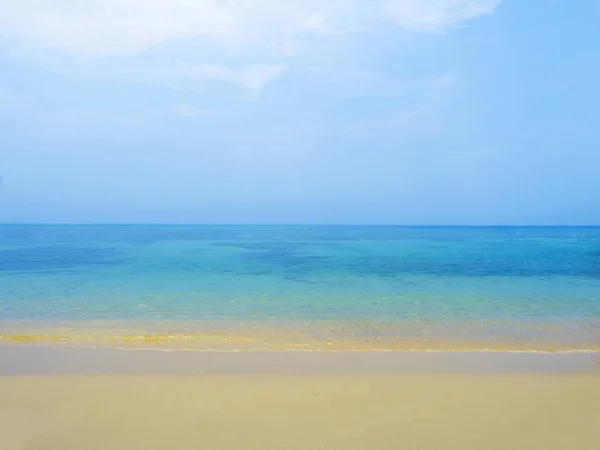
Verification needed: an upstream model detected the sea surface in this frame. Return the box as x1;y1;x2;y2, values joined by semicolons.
0;225;599;351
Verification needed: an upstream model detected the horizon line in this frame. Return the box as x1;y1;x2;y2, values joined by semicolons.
0;223;599;228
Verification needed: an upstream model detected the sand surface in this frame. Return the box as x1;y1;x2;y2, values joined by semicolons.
1;374;599;450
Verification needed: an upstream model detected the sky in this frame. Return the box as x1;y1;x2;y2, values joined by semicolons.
0;0;599;225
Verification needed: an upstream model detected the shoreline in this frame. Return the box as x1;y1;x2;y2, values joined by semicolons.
2;317;598;353
2;344;599;376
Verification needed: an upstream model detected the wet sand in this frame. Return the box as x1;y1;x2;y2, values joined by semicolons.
1;344;600;375
1;346;599;450
2;317;599;352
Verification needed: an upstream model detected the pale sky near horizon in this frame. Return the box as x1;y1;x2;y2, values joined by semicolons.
0;1;599;225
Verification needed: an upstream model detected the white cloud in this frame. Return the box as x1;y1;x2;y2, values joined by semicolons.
0;0;241;56
288;12;332;34
383;0;502;32
0;1;502;92
0;0;340;56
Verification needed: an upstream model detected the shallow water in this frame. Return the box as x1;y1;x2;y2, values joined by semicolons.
1;225;599;350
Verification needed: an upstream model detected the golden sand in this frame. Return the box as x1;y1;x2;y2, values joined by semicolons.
1;374;599;450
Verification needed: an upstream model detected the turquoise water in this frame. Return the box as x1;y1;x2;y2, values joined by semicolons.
0;225;599;349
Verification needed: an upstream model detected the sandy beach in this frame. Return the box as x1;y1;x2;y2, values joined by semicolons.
1;346;599;450
2;374;600;450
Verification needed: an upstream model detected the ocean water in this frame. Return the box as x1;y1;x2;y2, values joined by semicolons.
0;225;599;351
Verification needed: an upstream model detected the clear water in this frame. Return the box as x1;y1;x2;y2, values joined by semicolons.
1;225;599;350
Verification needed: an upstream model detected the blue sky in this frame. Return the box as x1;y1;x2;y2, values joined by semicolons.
0;0;599;225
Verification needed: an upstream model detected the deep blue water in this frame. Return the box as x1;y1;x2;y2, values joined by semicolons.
0;225;599;347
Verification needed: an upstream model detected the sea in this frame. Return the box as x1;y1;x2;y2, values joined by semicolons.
0;225;599;351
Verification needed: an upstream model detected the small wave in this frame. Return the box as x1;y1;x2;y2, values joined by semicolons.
41;343;600;355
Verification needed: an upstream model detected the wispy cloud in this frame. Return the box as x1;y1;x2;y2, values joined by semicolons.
0;1;502;92
79;62;287;95
0;0;241;56
192;64;287;93
172;104;213;117
383;0;502;32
